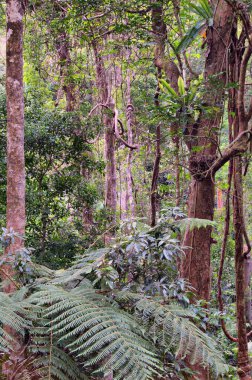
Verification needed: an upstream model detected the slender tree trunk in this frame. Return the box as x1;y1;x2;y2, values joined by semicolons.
56;32;75;112
150;2;165;227
53;5;75;112
5;0;26;288
2;0;26;376
92;41;116;241
244;256;252;325
175;137;180;207
233;157;251;380
150;123;161;226
151;1;181;226
125;61;135;219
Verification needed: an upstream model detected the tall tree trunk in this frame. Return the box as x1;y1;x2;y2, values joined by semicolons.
125;60;135;219
150;2;165;227
53;5;75;112
180;0;233;302
5;0;26;288
175;138;180;207
151;1;181;226
92;41;116;241
233;157;251;379
2;0;26;376
181;177;215;301
56;31;75;112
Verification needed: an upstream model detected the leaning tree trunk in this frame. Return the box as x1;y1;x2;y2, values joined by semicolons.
180;0;233;302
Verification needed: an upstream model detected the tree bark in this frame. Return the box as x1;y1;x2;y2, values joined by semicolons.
92;41;116;241
181;176;214;301
2;0;26;376
233;157;251;380
125;59;135;219
5;0;26;288
56;31;75;112
150;2;165;227
180;0;233;302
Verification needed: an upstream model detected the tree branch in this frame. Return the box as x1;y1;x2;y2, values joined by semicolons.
114;108;138;150
207;130;252;175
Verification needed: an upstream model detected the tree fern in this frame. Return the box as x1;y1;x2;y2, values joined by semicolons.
51;248;108;286
28;284;162;380
176;217;216;233
115;292;228;378
0;292;28;352
30;330;88;380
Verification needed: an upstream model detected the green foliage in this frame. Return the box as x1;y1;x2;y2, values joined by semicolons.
176;0;213;52
115;292;229;377
29;284;162;380
177;218;217;233
0;211;231;379
0;292;28;352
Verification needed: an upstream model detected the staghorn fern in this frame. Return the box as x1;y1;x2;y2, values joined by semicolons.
28;284;162;380
115;292;228;378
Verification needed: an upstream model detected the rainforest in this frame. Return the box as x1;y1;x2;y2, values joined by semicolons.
0;0;252;379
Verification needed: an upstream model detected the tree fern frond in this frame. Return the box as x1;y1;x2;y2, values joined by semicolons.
30;330;89;380
176;217;216;233
29;285;162;380
0;292;28;351
51;248;109;286
131;297;228;377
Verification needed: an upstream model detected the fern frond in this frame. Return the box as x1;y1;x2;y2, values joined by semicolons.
0;292;28;352
51;248;108;286
176;217;216;233
29;285;162;380
128;296;228;377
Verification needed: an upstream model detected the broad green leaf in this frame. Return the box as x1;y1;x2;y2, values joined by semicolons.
176;19;206;53
159;79;178;98
178;76;185;96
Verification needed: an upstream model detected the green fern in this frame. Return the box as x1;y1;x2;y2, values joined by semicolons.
0;292;28;352
30;331;88;380
176;217;216;233
28;284;162;380
115;292;228;378
51;248;108;286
